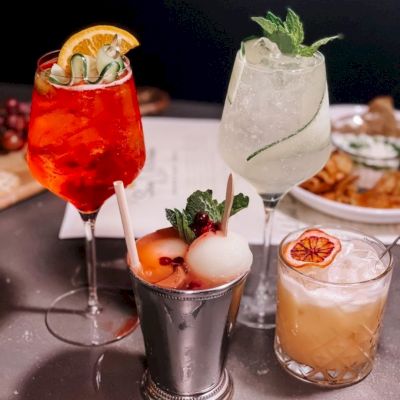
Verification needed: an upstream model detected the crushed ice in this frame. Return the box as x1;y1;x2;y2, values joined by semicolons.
308;238;386;283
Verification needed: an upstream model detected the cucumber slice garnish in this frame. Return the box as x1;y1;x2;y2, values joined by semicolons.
95;61;121;84
48;51;123;86
48;63;69;85
70;53;88;84
96;45;124;76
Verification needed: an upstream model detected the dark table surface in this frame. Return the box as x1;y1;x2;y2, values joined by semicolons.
1;83;399;400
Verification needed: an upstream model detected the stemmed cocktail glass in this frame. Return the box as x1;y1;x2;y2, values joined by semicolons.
27;50;146;345
219;39;332;329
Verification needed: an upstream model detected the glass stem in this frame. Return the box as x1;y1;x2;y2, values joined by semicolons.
260;206;275;292
255;194;282;311
80;211;101;315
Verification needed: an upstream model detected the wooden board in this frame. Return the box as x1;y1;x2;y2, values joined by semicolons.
0;148;44;210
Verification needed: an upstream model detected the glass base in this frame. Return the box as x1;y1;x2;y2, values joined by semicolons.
237;293;276;330
141;369;233;400
45;287;139;346
274;336;373;387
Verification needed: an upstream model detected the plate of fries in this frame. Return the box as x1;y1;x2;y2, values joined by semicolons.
291;103;400;224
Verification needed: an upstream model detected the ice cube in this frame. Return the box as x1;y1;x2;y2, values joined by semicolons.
320;238;386;283
96;45;124;77
49;64;69;85
243;37;281;65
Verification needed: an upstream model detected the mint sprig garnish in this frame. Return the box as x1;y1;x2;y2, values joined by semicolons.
251;8;341;56
166;190;249;244
166;208;196;244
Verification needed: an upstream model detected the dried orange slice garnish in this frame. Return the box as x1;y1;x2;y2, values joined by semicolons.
58;25;139;71
282;229;341;268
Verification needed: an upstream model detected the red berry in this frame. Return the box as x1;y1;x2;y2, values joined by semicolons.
6;98;19;114
195;212;209;225
172;256;184;265
159;257;172;266
24;114;30;129
191;211;215;237
17;102;31;115
6;114;25;131
2;129;25;151
187;280;202;290
200;221;216;235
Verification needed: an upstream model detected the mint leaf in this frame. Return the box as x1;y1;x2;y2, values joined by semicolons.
218;193;250;217
251;17;276;35
251;8;340;56
166;189;250;243
231;193;250;215
175;211;196;244
185;190;221;222
265;11;284;28
268;30;296;54
284;8;304;47
166;208;178;227
165;208;196;244
298;35;342;56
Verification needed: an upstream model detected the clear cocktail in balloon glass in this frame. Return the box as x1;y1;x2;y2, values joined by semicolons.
219;37;331;328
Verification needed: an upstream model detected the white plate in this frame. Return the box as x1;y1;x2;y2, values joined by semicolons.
290;186;400;224
289;104;400;224
330;103;400;128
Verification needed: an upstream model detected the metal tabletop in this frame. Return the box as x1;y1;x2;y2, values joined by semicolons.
0;85;399;400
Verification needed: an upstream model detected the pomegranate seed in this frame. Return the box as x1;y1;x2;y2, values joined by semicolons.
187;281;202;290
172;256;184;265
195;212;209;225
159;257;172;265
200;221;216;235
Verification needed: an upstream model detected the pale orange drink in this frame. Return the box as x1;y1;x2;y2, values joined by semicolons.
275;227;393;387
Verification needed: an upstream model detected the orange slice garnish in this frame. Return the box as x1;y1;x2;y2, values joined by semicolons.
282;229;341;268
58;25;139;70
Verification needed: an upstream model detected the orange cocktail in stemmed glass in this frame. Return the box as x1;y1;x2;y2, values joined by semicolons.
27;27;146;346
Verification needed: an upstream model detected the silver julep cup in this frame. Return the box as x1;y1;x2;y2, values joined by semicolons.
130;270;248;400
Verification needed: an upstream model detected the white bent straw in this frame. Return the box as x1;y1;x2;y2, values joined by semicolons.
113;181;141;271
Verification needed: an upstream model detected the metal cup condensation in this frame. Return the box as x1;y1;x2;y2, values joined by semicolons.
130;270;248;400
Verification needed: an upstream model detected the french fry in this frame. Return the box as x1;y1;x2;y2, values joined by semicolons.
300;150;400;209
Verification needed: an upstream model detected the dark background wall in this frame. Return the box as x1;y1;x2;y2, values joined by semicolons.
3;1;400;105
